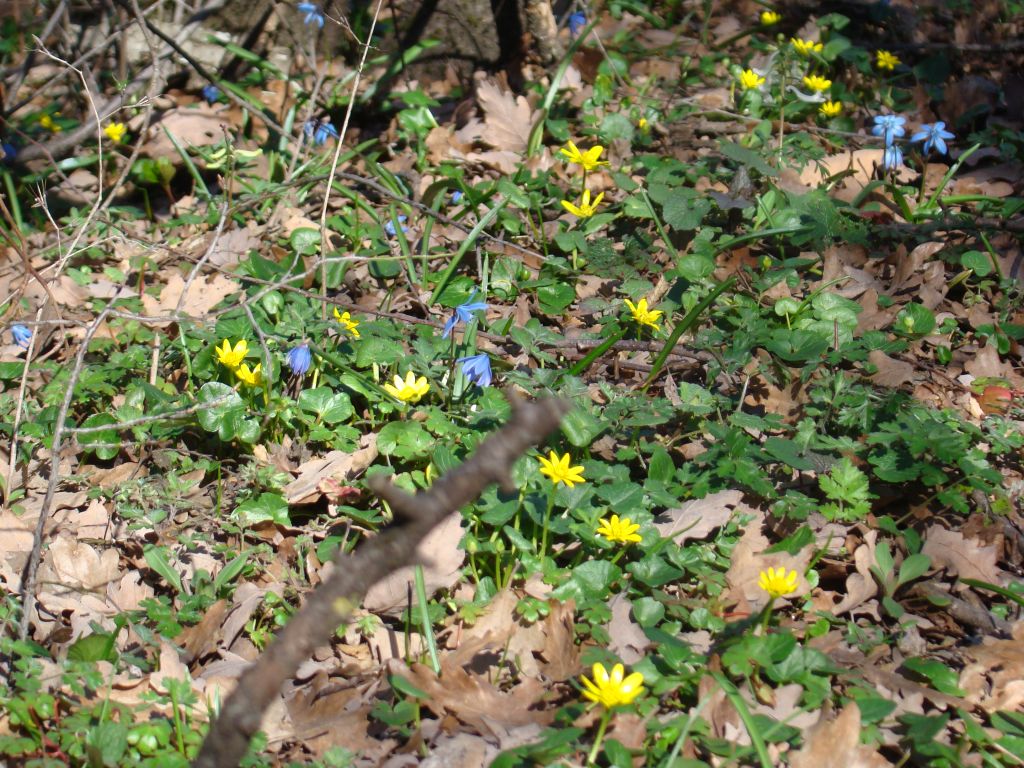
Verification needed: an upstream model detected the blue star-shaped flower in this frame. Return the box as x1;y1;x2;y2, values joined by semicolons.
568;11;587;37
11;324;31;348
883;144;903;171
287;343;312;376
911;122;955;155
2;141;17;164
297;2;325;28
871;114;906;147
442;290;488;339
450;189;463;204
384;215;408;237
304;119;339;146
457;354;492;388
201;84;221;104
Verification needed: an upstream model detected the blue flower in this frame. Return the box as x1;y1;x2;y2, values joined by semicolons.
384;215;408;237
450;189;464;204
11;324;31;348
457;353;492;388
568;11;587;37
883;144;903;171
297;2;325;27
1;142;16;164
202;84;221;104
871;114;906;147
442;290;488;339
911;122;955;155
304;119;339;146
287;343;311;376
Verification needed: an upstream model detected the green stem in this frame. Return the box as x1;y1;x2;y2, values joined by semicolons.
586;708;613;766
566;325;628;378
759;597;775;635
539;490;556;561
710;671;773;768
643;276;737;390
414;564;441;674
429;199;507;305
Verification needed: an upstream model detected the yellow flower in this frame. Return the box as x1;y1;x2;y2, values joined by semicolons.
104;122;127;143
758;566;799;599
538;450;585;488
760;10;781;25
624;298;663;332
738;69;765;91
580;663;645;709
384;371;430;403
333;307;361;338
559;141;608;172
39;114;61;133
791;38;823;56
802;74;832;92
234;362;263;388
638;117;649;131
819;100;842;118
876;49;900;71
215;339;249;369
560;189;604;219
596;515;642;544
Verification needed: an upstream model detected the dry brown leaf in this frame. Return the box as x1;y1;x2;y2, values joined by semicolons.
177;598;229;663
284;433;378;504
789;703;891;768
363;512;465;614
653;489;742;544
960;621;1024;711
867;350;916;389
476;78;534;153
537;599;578;681
606;594;648;664
831;531;880;617
141;272;239;322
724;510;813;612
143;108;223;161
394;645;553;736
921;524;1006;585
38;534;120;597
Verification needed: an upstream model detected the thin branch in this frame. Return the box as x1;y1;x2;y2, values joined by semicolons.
192;394;570;768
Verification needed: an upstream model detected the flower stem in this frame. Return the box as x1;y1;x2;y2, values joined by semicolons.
759;597;775;635
539;490;556;560
586;709;612;766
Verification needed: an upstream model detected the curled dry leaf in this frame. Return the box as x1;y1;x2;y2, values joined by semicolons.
654;489;742;544
921;524;1006;585
363;512;465;614
789;702;892;768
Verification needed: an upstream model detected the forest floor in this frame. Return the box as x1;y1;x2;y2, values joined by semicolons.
1;0;1023;765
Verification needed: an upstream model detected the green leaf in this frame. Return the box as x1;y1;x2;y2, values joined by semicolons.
79;413;119;460
234;492;290;526
560;407;603;447
86;721;129;768
718;139;779;177
196;382;244;433
144;544;184;593
67;632;118;663
897;553;931;587
377;420;433;459
961;250;991;276
289;227;321;255
298;387;354;424
661;189;713;231
903;657;965;696
536;281;575;314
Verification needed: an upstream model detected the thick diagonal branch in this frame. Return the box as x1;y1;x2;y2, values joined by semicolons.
193;395;570;768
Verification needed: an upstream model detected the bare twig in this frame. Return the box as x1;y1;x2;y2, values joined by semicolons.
192;394;569;768
318;0;385;318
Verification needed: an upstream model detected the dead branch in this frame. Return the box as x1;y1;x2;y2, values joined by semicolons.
192;394;570;768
